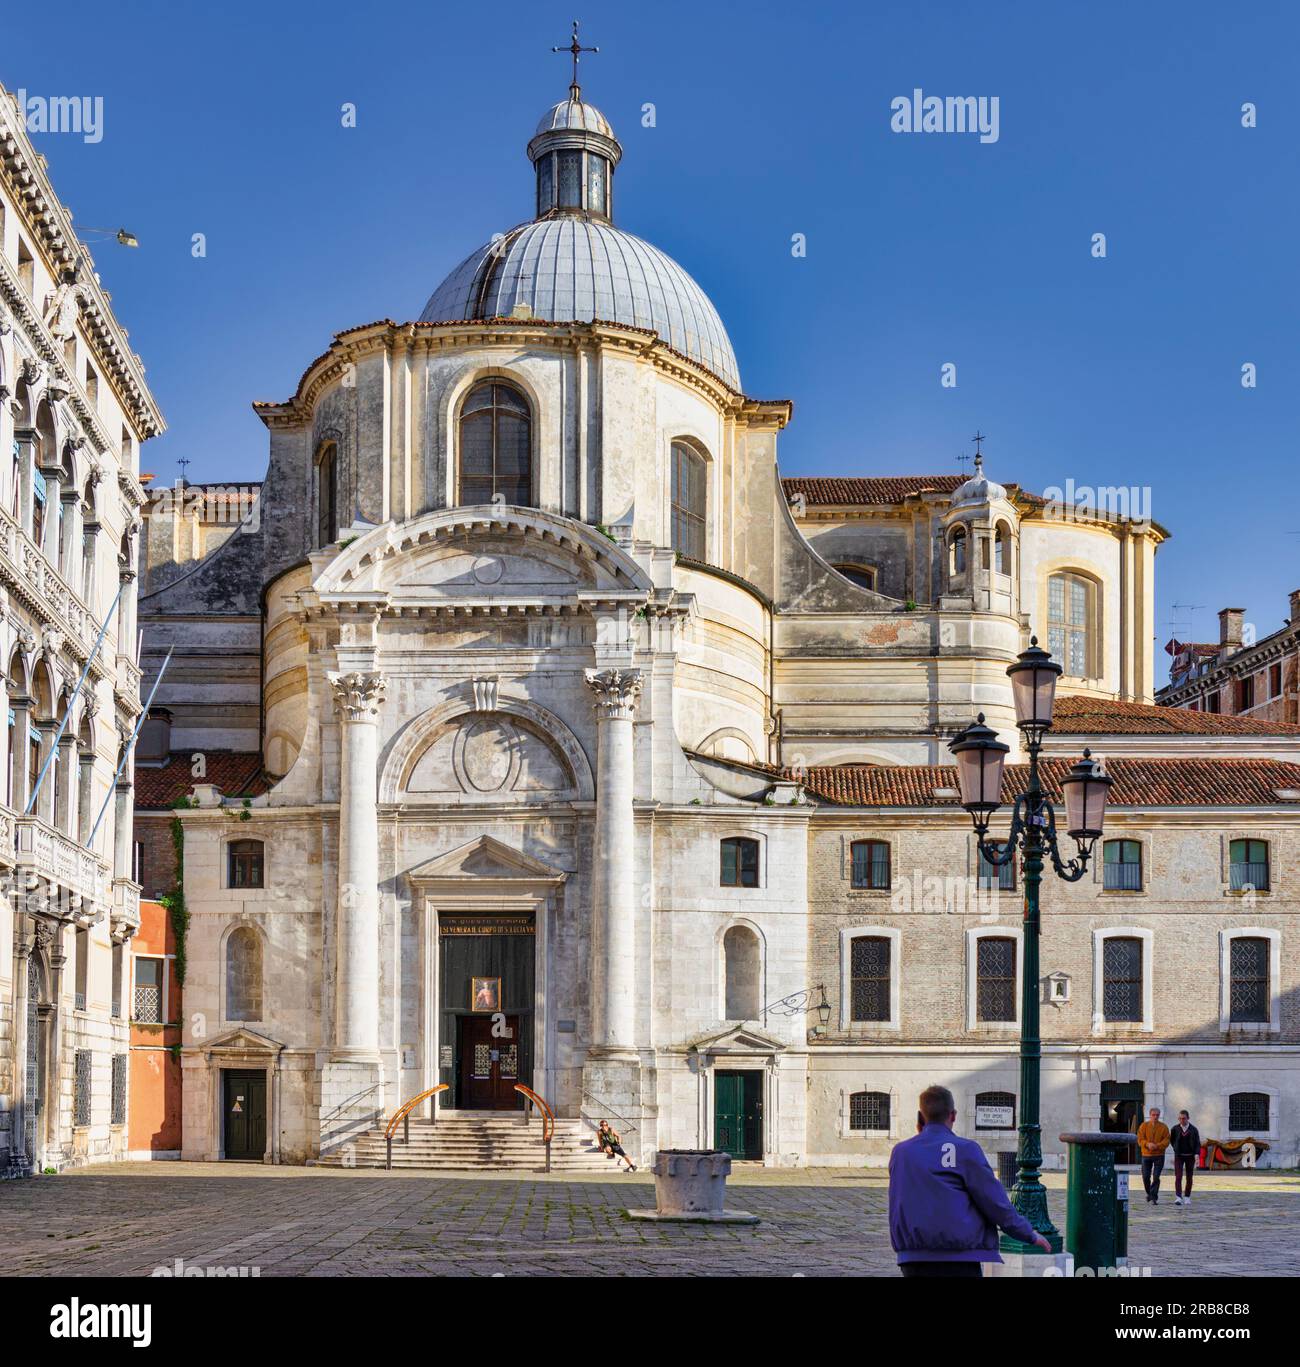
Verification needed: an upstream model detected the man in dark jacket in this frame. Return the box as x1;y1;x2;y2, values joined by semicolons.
889;1084;1050;1276
1170;1110;1201;1207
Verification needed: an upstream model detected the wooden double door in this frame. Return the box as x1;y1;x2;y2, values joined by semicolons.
458;1015;522;1110
714;1070;763;1160
223;1070;267;1160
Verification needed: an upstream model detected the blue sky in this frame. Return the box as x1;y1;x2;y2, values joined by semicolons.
7;0;1298;679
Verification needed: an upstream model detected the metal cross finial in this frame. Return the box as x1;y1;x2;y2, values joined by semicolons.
177;455;191;482
552;20;598;98
971;431;986;456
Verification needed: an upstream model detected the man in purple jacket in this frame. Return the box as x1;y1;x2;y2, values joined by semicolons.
889;1085;1050;1277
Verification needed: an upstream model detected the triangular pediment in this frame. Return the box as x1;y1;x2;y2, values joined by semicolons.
685;1021;787;1055
406;834;566;885
205;1027;283;1055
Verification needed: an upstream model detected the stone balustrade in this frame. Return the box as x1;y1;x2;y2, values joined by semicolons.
14;813;111;912
111;877;142;937
0;505;101;665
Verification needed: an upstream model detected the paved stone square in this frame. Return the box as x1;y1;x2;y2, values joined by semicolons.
1;1164;1295;1277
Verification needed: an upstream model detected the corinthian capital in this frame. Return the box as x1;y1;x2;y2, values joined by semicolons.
584;668;643;722
328;670;387;723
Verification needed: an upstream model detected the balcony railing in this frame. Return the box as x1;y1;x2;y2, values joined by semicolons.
1230;861;1270;893
13;813;111;910
0;504;101;665
112;877;142;938
1103;862;1143;892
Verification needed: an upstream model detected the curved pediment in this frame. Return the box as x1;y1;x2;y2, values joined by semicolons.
314;506;651;605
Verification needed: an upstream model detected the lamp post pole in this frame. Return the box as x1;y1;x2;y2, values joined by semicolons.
1010;733;1054;1251
949;636;1114;1256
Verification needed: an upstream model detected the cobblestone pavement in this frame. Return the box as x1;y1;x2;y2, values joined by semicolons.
2;1163;1296;1277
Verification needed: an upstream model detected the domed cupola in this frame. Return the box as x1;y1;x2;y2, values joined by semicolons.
528;89;622;220
419;24;741;389
951;452;1008;508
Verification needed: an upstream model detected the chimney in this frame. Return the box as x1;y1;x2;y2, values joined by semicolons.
1290;589;1300;626
1218;607;1245;650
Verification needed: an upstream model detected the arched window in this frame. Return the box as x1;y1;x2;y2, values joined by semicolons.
1047;571;1095;678
1229;839;1269;892
458;380;532;507
315;441;338;547
849;1091;890;1132
670;441;706;560
833;563;876;591
994;523;1011;575
723;925;761;1020
228;839;264;889
1102;839;1142;891
850;839;890;890
949;525;967;578
225;927;263;1021
720;836;759;888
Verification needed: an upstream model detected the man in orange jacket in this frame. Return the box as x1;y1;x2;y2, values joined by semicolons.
1137;1107;1171;1205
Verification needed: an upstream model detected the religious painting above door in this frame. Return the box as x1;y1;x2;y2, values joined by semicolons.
471;976;501;1012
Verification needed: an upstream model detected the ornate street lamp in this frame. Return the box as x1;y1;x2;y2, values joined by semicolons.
948;636;1113;1255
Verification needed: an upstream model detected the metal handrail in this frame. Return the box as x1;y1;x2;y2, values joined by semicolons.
513;1084;554;1142
384;1083;449;1169
513;1084;555;1173
580;1091;637;1134
320;1079;384;1129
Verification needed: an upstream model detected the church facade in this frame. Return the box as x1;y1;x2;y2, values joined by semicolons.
136;82;1300;1169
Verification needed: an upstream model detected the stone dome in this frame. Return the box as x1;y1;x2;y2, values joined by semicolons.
419;86;741;390
535;96;615;139
420;218;741;389
951;454;1007;507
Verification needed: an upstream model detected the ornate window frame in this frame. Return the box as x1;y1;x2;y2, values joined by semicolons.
1091;927;1154;1034
838;925;901;1032
1218;927;1280;1033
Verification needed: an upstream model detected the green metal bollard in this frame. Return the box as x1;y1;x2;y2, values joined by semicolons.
1059;1132;1132;1274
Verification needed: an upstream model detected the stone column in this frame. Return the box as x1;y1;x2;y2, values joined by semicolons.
584;668;642;1052
328;670;386;1061
113;781;132;877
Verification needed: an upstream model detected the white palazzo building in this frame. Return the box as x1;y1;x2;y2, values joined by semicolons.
0;83;162;1174
136;80;1300;1169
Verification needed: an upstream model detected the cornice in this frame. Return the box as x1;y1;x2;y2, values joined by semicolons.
252;319;792;432
0;88;164;439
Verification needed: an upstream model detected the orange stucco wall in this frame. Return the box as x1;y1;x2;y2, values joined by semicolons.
128;899;183;1154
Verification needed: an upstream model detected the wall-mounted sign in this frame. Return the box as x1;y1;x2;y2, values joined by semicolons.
975;1104;1015;1129
439;1046;453;1069
557;1020;577;1034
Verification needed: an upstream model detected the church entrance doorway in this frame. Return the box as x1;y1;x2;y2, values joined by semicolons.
1100;1080;1144;1138
714;1070;763;1160
458;1014;523;1109
223;1070;267;1160
438;912;534;1110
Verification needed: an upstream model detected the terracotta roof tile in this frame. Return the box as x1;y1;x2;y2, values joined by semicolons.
1050;695;1300;737
781;475;1047;508
782;475;964;505
134;752;271;810
792;757;1300;808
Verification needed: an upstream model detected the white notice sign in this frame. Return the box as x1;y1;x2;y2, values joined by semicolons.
975;1105;1014;1129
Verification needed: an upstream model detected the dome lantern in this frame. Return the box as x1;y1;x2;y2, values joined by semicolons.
529;21;622;221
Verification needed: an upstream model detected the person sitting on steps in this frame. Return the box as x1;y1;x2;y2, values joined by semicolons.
596;1119;637;1172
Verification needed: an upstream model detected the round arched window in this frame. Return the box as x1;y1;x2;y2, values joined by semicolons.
458;381;532;507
